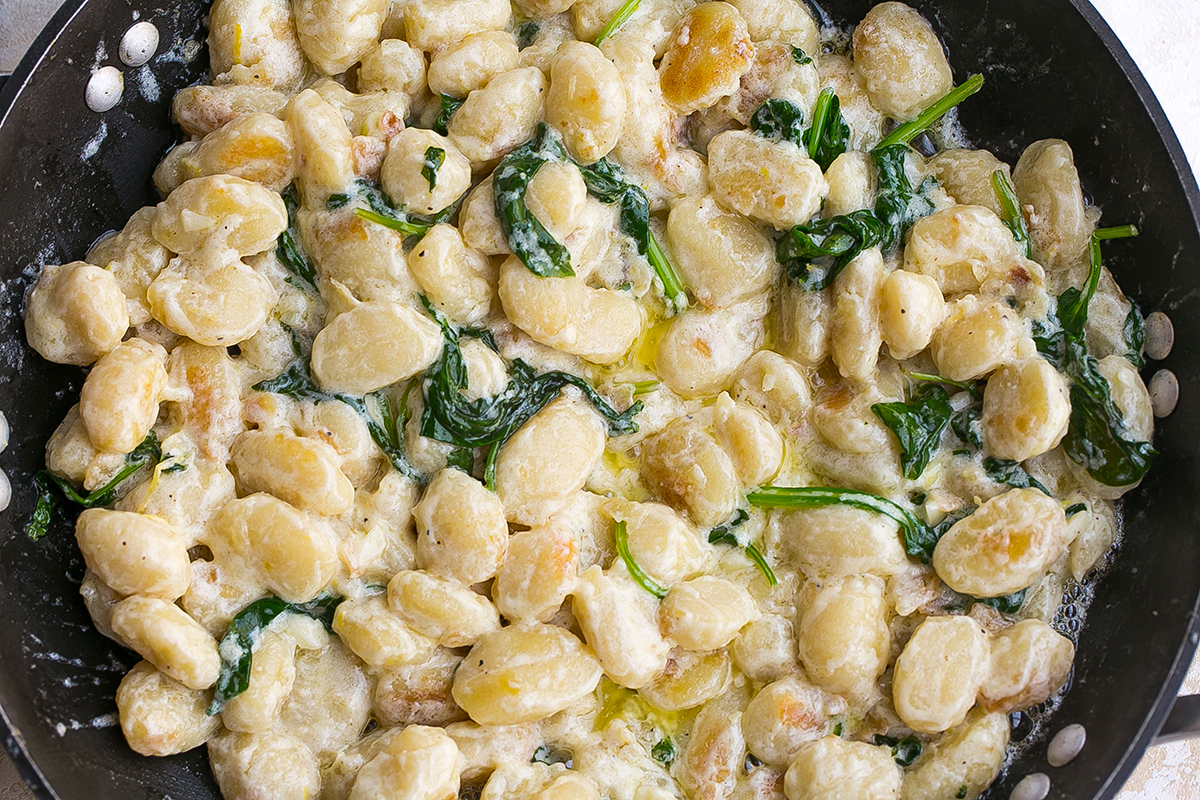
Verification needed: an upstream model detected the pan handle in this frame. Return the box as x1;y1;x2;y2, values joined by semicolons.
1155;694;1200;744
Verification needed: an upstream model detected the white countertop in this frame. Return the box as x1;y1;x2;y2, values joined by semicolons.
0;0;1198;799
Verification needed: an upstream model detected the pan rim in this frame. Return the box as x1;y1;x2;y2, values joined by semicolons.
0;0;94;792
0;1;1197;799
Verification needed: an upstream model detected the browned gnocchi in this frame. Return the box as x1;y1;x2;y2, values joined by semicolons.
23;1;1156;798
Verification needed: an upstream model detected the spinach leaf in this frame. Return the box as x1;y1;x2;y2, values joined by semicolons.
956;786;969;800
594;0;642;46
905;372;1048;493
1031;314;1067;371
875;74;984;150
253;358;326;402
983;457;1050;495
354;205;433;237
1033;224;1153;487
445;446;475;473
422;147;445;192
747;486;942;564
952;407;983;450
530;744;573;767
873;734;922;767
992;169;1032;258
1065;502;1088;517
492;124;574;277
208;594;342;714
343;391;426;484
750;99;805;147
974;588;1027;614
1061;336;1157;486
27;475;58;542
1058;225;1139;338
750;89;845;170
160;455;188;474
418;299;641;489
872;143;938;252
871;385;953;480
776;209;886;290
907;372;980;395
516;21;540;49
791;46;813;66
856;78;985;254
253;359;425;483
1123;302;1145;369
615;520;668;598
27;433;166;541
707;509;777;586
276;186;317;289
326;191;354;210
905;373;983;451
328;179;436;237
651;737;677;766
578;158;687;312
804;88;850;171
433;94;464;136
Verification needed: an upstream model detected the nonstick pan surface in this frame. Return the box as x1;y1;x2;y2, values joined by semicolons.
0;1;1198;799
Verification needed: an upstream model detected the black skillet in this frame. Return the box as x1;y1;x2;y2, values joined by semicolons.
0;0;1198;798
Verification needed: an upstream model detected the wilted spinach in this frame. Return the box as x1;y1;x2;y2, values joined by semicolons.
748;89;846;171
707;509;777;586
422;147;445;191
1034;225;1155;487
871;385;954;480
276;186;317;289
951;402;983;450
253;359;425;483
804;88;851;171
906;373;982;451
492;124;574;277
615;520;668;598
873;734;922;767
992;169;1032;258
777;79;986;290
974;588;1028;614
775;209;886;290
1061;336;1157;486
27;433;166;541
1124;302;1145;369
983;458;1050;495
516;21;540;49
419;300;642;489
1057;225;1140;338
577;157;687;313
750;99;806;147
748;485;943;564
328;179;437;237
433;94;464;136
871;77;987;253
208;594;342;714
651;737;677;766
871;143;938;252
